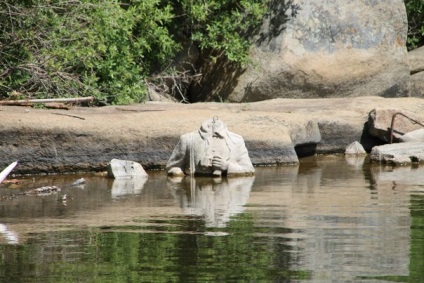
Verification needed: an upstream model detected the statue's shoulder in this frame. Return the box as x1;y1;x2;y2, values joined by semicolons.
179;131;198;141
227;131;244;143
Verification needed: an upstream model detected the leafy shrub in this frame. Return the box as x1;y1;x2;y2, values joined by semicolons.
0;0;268;104
405;0;424;50
169;0;268;64
1;0;423;104
0;0;178;104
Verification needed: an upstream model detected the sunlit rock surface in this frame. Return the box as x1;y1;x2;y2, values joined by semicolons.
370;142;424;164
190;0;409;102
409;46;424;98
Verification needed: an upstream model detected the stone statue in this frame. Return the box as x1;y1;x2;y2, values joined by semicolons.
166;117;255;177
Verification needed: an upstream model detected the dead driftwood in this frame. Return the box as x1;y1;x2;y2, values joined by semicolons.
51;112;85;120
0;97;94;106
0;161;18;185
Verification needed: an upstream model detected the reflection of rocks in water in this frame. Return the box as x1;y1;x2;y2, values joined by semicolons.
251;159;411;281
345;155;366;169
296;168;321;194
111;178;148;199
370;165;424;186
292;164;322;194
168;176;254;228
0;223;18;244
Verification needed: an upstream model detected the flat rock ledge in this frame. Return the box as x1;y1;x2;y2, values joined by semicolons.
1;96;424;175
370;142;424;165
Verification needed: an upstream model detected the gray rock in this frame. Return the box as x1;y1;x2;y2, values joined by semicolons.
190;0;409;102
389;155;414;165
368;108;424;142
345;141;366;155
408;45;424;74
107;159;148;179
410;72;424;98
370;142;424;164
407;46;424;98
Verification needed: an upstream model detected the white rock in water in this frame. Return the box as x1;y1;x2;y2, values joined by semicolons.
71;178;86;186
345;141;366;155
107;159;148;179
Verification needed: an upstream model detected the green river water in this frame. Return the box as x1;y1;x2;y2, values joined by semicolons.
0;155;423;282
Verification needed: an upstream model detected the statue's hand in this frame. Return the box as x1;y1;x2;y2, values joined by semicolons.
212;156;228;171
167;167;185;176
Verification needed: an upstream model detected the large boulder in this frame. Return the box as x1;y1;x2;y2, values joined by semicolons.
410;72;424;98
190;0;409;102
408;46;424;97
408;45;424;74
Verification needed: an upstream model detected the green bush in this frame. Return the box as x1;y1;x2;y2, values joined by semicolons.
405;0;424;50
169;0;268;64
0;0;268;104
0;0;179;104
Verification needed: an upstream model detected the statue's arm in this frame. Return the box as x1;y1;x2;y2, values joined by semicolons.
227;140;255;175
166;136;189;176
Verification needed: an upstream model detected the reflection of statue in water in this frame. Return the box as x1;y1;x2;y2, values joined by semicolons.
168;176;255;228
166;117;255;177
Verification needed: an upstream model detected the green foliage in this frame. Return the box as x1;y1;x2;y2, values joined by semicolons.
2;1;423;104
405;0;424;50
0;0;269;104
170;0;268;64
0;0;178;104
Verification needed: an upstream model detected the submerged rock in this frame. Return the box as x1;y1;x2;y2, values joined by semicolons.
370;142;424;165
26;186;61;196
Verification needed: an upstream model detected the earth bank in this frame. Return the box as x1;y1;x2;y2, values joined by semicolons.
1;96;424;175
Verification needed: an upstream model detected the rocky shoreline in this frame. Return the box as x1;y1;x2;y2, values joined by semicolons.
1;96;424;175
